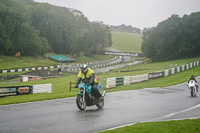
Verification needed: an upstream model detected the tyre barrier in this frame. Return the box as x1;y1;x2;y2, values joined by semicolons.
106;61;200;89
106;77;116;88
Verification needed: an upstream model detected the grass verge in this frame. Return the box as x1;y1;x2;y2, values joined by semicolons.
111;31;142;53
99;118;200;133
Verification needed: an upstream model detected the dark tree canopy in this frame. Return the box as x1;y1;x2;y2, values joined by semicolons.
141;12;200;62
110;24;141;34
0;0;112;57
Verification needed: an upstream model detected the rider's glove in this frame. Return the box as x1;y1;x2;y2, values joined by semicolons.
75;85;78;88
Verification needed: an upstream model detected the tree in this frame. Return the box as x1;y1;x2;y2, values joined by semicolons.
110;24;141;33
0;0;50;56
141;12;200;62
0;0;113;57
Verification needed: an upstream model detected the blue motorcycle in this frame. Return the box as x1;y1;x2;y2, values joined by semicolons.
76;83;106;110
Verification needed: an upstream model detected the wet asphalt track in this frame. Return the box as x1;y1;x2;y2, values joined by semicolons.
94;60;142;73
1;77;200;133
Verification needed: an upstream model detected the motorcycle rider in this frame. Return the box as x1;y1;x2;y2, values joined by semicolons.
188;75;198;91
75;64;102;100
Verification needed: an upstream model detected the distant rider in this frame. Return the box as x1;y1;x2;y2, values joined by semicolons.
75;64;102;100
187;75;198;91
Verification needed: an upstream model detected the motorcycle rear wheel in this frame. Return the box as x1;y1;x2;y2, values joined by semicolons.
76;95;86;110
96;97;104;109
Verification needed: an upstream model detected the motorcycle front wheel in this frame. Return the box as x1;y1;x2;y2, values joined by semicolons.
76;95;86;110
191;87;195;97
96;97;104;109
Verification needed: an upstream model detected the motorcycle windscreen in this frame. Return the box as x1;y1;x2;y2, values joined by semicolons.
78;83;85;89
189;80;195;87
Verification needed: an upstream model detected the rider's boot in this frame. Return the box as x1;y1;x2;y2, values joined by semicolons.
89;94;95;101
97;91;106;102
91;96;95;101
102;91;106;97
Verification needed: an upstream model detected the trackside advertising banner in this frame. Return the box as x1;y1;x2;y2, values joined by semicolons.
17;86;33;95
149;72;163;79
0;86;33;97
0;87;17;97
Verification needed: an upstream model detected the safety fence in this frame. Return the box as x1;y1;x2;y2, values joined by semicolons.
0;66;57;74
0;83;52;97
0;57;118;74
106;61;200;89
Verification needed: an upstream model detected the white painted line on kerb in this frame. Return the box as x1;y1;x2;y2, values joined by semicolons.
153;103;200;121
98;103;200;132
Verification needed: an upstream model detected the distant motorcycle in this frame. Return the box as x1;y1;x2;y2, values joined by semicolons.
188;80;198;97
76;83;106;110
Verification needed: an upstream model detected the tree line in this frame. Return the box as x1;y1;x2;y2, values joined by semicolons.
141;12;200;62
0;0;112;57
110;24;141;34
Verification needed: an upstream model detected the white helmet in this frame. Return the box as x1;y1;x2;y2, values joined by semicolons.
80;64;88;73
